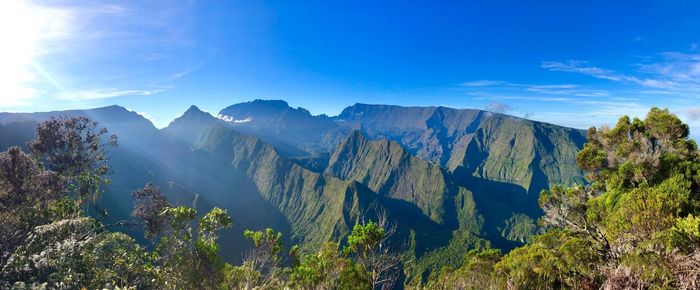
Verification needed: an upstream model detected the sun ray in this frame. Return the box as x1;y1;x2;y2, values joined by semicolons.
0;0;71;107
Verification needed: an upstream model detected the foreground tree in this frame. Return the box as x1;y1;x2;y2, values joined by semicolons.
424;248;501;290
420;108;700;290
221;228;285;289
344;215;402;290
497;108;700;289
0;117;160;289
0;147;64;267
29;116;118;210
290;241;370;290
131;182;170;243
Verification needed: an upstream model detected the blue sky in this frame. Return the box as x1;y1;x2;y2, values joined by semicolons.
4;0;700;136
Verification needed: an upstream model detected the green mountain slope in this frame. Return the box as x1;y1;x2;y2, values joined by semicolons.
164;106;380;251
337;104;586;192
218;100;585;199
325;130;481;231
163;107;483;259
218;101;586;247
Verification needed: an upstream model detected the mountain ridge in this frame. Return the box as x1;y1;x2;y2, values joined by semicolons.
0;101;587;271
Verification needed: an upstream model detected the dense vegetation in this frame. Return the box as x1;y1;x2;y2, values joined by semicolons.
2;107;699;289
422;108;700;289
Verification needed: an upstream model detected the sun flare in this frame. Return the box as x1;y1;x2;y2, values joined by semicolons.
0;0;68;106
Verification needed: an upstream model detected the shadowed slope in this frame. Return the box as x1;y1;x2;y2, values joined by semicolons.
325;130;482;231
164;106;380;251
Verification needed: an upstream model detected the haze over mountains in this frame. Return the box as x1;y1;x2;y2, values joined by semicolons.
0;99;587;282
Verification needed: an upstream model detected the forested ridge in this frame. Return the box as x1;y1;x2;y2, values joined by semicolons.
1;107;699;289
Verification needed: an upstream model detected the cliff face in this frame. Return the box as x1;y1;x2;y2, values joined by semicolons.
218;100;586;195
336;104;586;192
325;130;455;226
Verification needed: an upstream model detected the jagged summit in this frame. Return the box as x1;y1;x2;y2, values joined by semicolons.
185;104;203;113
181;105;212;118
168;105;219;125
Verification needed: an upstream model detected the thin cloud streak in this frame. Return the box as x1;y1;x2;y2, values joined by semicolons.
57;89;163;100
485;101;512;113
460;80;609;97
680;107;700;121
541;57;700;91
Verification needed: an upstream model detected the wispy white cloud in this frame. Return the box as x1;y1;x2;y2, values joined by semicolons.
680;107;700;121
170;60;210;80
473;95;576;103
459;80;507;87
462;52;700;137
217;114;234;122
485;101;512;113
461;80;609;97
541;56;700;91
216;114;253;123
540;60;632;82
532;102;651;130
57;89;163;100
637;52;700;90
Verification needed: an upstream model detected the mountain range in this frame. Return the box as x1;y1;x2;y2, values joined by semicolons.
0;99;587;282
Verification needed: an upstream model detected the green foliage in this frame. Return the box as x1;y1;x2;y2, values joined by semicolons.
166;206;196;230
0;146;65;263
289;241;370;290
498;107;700;289
244;228;283;254
29;116;118;207
423;248;502;290
494;230;601;289
674;214;700;238
221;228;286;289
344;221;385;256
155;206;232;289
344;220;401;289
499;213;537;243
81;232;160;288
0;117;124;288
576;108;697;191
199;207;233;243
403;230;490;286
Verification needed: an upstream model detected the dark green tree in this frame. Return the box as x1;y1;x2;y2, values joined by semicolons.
29;116;118;213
